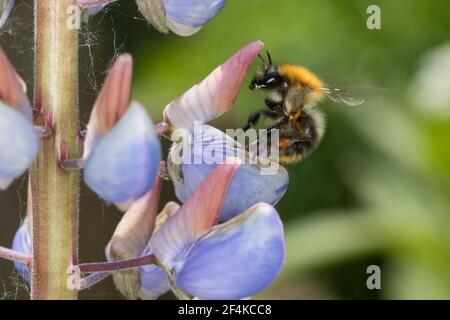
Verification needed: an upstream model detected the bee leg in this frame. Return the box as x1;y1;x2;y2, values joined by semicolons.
265;98;283;111
243;111;262;131
262;109;280;119
243;109;280;131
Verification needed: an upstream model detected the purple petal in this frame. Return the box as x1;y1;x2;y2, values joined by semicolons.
138;247;170;299
86;4;106;16
164;0;226;28
12;217;31;281
175;203;286;300
0;102;39;190
168;125;289;221
84;102;162;211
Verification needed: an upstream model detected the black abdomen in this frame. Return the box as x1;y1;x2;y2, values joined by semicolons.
278;111;322;162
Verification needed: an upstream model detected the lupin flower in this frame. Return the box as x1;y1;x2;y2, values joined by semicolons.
149;160;286;300
12;217;31;281
0;0;13;29
171;203;285;300
82;54;162;211
0;47;39;190
86;4;106;16
164;41;289;221
138;202;180;299
105;173;168;300
83;55;161;211
106;161;239;299
106;184;179;299
78;0;226;36
106;160;285;300
136;0;227;36
77;0;109;18
169;125;289;221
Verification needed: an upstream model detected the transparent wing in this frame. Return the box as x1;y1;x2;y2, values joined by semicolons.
322;85;386;107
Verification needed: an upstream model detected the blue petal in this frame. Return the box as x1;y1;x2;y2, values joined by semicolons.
138;247;170;299
0;102;39;190
174;203;286;300
164;0;226;27
12;218;31;281
84;102;162;210
86;4;106;16
169;125;289;221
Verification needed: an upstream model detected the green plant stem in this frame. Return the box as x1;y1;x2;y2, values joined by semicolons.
30;0;80;300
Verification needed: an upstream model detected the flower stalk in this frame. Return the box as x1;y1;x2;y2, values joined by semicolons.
29;0;80;300
78;253;157;273
0;245;31;264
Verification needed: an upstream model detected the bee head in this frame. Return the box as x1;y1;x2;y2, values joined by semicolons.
249;51;285;91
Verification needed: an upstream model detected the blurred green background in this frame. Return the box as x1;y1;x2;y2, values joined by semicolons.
1;0;449;299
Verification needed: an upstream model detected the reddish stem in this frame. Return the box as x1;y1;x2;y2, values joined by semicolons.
0;245;32;264
78;253;157;273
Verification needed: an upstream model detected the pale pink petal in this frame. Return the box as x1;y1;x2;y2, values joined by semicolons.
0;47;32;119
106;175;162;260
165;19;202;37
163;41;265;131
135;0;169;34
105;174;162;300
84;54;133;159
150;160;240;268
154;201;181;231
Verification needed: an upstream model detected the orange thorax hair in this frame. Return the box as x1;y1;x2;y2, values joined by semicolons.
279;64;325;98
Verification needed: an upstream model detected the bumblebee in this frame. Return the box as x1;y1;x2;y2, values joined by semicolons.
245;52;364;164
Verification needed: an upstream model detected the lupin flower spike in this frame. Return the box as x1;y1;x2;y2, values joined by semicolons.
0;0;13;29
83;54;162;211
136;0;227;36
149;160;286;300
164;41;289;221
0;47;39;190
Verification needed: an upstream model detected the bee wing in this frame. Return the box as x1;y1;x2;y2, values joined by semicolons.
322;87;365;107
322;86;387;107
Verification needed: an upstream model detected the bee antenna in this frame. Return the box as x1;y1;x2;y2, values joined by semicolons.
266;51;273;66
258;53;266;64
